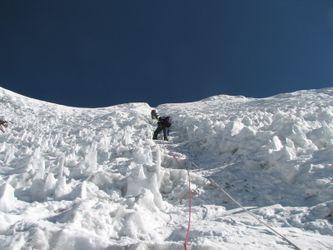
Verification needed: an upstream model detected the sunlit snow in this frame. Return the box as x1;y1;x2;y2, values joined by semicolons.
0;87;333;249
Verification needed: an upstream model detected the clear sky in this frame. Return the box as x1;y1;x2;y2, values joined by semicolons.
1;0;333;107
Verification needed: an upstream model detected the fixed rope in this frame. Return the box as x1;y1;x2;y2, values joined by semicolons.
184;166;192;250
190;161;301;250
170;152;192;250
168;149;301;250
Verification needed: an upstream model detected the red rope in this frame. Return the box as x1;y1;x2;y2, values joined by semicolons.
170;153;192;250
184;168;192;250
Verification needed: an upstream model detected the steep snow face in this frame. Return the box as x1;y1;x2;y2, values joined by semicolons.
159;89;333;207
0;87;332;249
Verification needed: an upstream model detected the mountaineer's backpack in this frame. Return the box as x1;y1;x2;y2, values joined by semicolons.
159;116;172;127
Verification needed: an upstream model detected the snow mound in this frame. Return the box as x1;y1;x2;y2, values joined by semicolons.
0;86;333;249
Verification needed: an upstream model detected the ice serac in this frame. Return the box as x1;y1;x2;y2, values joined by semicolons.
0;182;17;212
0;86;333;249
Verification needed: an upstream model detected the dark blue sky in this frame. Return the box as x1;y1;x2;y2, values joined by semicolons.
1;0;333;107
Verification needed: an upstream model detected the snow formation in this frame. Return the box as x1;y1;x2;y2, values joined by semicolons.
0;86;333;249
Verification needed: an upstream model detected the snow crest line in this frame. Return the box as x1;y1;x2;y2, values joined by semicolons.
189;158;303;250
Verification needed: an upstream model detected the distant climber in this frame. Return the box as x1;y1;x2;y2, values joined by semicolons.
151;109;172;141
0;119;8;133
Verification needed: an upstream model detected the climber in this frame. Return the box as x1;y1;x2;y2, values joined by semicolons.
0;119;8;133
151;109;172;141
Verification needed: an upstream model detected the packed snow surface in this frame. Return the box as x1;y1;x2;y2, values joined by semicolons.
0;86;333;249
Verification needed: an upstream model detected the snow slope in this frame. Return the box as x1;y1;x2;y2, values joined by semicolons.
0;86;333;249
